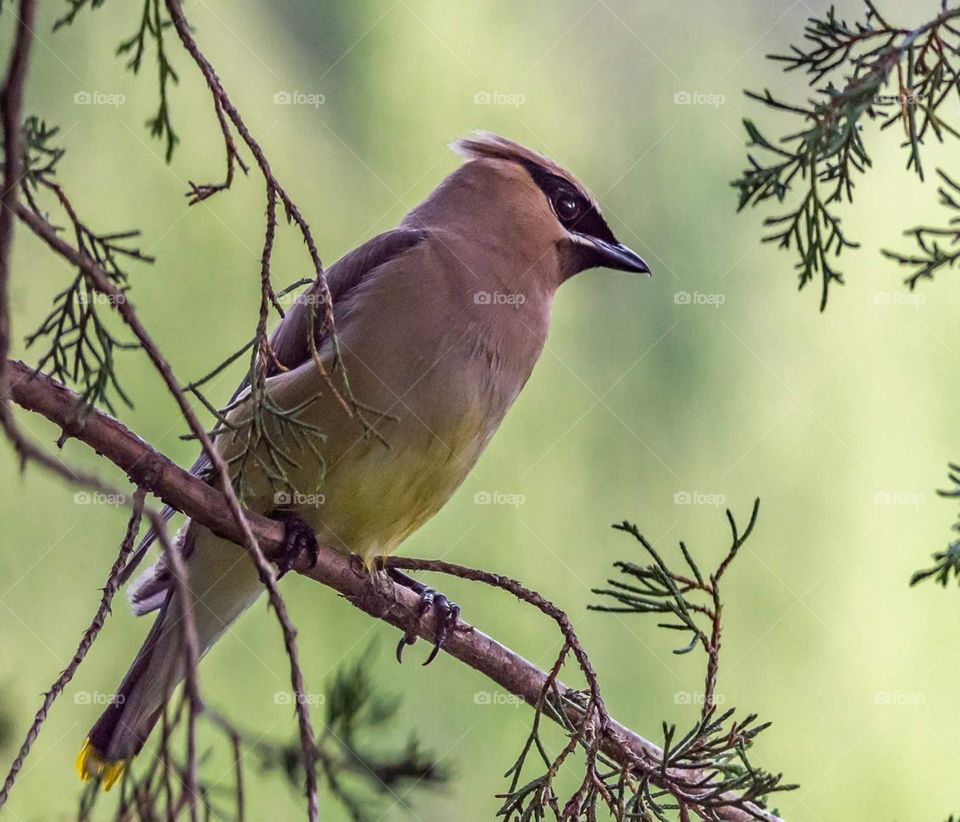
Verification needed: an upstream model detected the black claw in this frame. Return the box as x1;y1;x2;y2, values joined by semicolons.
395;633;416;663
269;510;319;579
385;568;461;666
423;643;441;666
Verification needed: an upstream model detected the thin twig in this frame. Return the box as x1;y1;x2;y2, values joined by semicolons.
0;488;146;807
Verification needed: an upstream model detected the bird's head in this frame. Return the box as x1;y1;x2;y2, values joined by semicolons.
441;132;650;283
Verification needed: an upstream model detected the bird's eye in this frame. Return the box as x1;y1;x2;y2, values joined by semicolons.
553;191;582;223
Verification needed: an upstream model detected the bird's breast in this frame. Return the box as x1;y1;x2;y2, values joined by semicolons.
298;306;546;563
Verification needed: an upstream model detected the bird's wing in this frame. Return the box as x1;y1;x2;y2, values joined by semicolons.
125;227;426;615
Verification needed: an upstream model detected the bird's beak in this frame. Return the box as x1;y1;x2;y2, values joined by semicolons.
590;238;651;275
576;235;651;275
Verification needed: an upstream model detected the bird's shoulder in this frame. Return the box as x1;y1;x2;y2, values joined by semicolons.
270;226;428;368
325;226;429;303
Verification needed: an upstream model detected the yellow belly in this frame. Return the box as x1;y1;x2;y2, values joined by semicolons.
216;374;490;567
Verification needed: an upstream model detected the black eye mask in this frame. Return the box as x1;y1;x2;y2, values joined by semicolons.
519;160;618;245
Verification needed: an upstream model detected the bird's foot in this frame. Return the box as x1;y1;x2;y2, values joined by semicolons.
386;567;461;666
269;510;319;578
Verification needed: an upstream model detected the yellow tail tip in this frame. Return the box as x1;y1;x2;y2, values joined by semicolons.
76;739;127;791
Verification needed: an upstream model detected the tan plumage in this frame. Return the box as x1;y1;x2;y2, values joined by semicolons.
77;133;650;783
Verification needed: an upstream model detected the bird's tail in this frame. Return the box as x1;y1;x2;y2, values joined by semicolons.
77;528;264;788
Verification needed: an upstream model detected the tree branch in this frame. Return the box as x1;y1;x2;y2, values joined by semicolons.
3;359;783;822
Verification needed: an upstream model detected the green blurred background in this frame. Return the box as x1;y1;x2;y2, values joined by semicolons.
3;1;960;819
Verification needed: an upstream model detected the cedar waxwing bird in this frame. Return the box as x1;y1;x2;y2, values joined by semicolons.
76;132;651;787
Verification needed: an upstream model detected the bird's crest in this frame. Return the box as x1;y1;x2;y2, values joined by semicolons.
451;132;597;208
